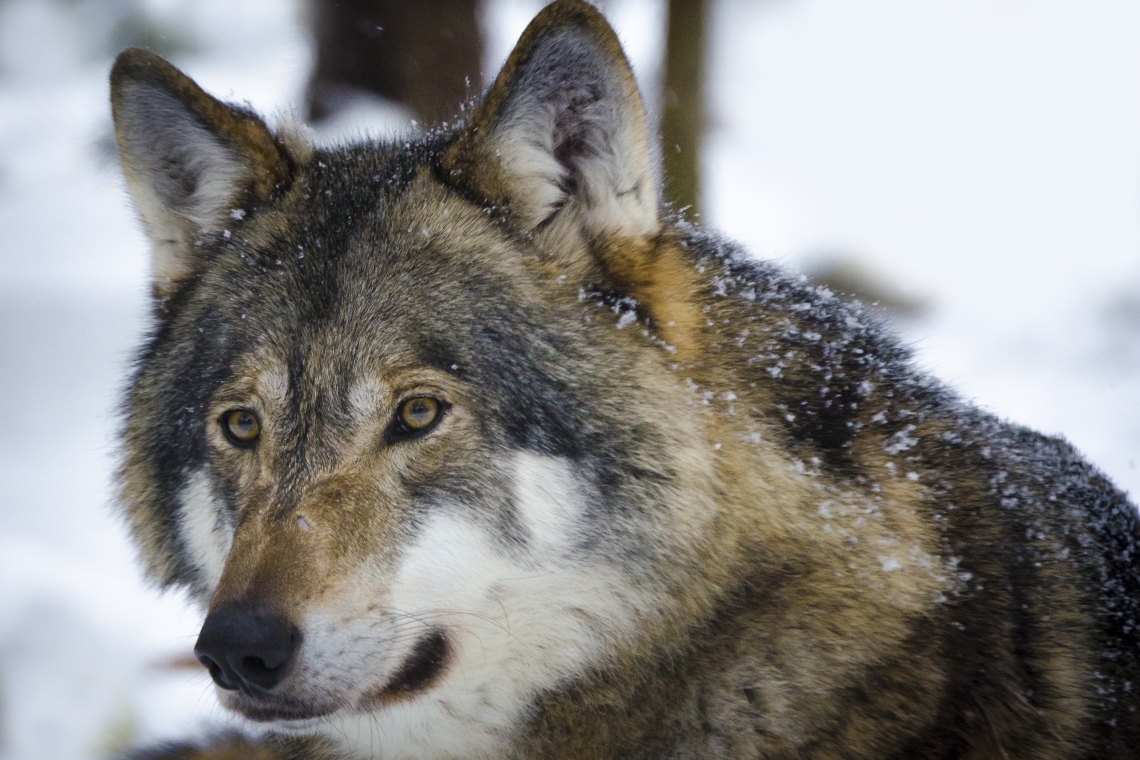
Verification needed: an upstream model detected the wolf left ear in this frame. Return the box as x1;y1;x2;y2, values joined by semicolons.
442;0;659;268
111;49;294;293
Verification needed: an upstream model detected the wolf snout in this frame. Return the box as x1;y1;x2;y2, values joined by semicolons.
194;603;301;693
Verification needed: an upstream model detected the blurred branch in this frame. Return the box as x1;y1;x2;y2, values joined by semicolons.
661;0;707;216
802;254;932;321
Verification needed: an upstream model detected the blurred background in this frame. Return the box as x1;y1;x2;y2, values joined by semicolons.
0;0;1138;757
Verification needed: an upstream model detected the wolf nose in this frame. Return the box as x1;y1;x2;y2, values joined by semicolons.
194;603;300;693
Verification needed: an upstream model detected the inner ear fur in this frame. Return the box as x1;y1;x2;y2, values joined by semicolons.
110;48;295;292
443;1;659;265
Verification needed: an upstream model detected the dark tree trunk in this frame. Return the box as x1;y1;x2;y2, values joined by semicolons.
661;0;708;216
307;0;483;126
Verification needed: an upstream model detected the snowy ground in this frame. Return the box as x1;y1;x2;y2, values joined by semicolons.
0;0;1136;757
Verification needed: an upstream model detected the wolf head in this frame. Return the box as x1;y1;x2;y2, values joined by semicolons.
112;1;724;750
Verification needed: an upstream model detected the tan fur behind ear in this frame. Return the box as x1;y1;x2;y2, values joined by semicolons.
597;233;704;360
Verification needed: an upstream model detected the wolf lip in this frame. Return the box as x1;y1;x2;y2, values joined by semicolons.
365;630;450;707
225;693;338;724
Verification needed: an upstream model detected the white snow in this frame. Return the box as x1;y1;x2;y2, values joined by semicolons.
0;0;1136;757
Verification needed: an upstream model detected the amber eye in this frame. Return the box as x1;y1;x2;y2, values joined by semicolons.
387;396;444;444
400;397;441;430
221;409;260;447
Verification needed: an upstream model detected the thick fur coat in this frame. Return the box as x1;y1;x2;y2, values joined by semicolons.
111;2;1139;758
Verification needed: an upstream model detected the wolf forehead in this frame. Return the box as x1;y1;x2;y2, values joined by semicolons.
131;138;656;471
191;141;522;349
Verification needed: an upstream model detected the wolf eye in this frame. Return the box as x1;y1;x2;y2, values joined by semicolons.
221;409;260;447
401;397;440;429
388;397;444;443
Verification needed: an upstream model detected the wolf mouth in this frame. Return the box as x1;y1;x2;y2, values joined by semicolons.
227;631;451;723
230;695;339;724
362;630;451;708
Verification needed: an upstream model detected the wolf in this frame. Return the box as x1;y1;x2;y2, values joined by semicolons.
109;1;1139;758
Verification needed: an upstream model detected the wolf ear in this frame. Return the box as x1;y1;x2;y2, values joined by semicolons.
110;49;293;292
442;0;658;265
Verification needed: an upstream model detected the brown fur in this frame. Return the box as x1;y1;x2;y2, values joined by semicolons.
128;734;335;760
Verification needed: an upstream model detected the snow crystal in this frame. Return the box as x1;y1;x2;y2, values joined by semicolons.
884;425;919;455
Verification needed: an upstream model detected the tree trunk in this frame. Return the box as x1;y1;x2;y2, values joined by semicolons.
661;0;708;216
307;0;483;127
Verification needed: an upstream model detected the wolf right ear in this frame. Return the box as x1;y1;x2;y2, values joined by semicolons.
441;0;659;272
110;49;294;293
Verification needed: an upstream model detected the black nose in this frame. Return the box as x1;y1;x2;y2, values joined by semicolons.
194;603;301;693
